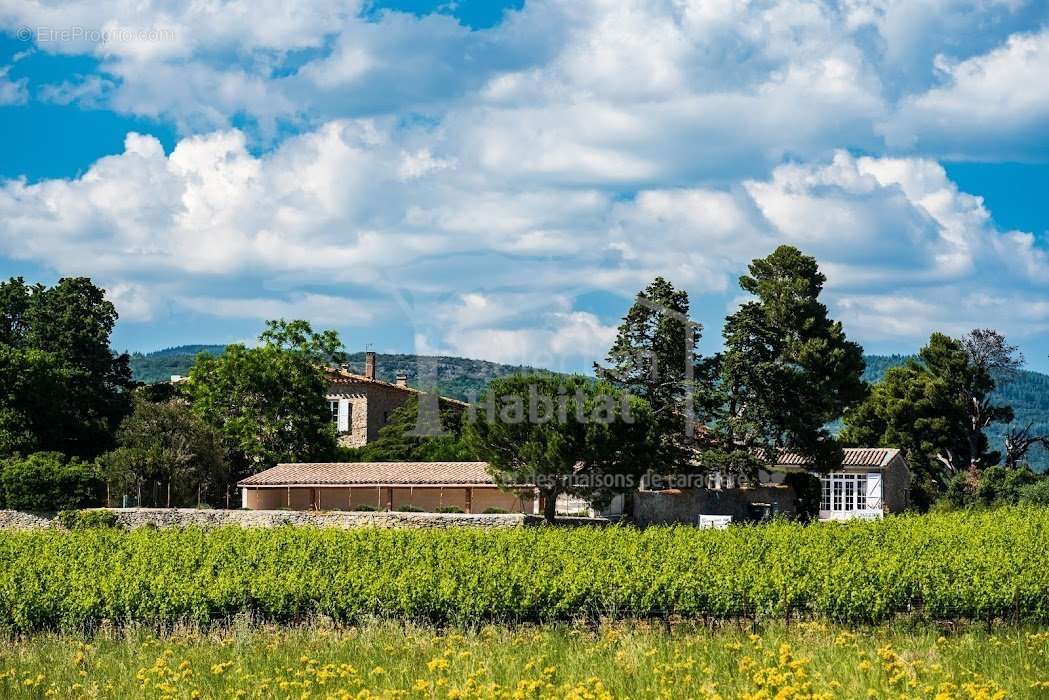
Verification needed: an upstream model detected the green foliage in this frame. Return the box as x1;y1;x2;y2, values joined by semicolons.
1;509;1049;631
435;506;464;513
597;277;714;470
944;467;1039;508
0;277;133;459
128;345;228;384
862;354;1049;472
482;507;509;514
98;395;228;507
185;320;344;477
1019;479;1049;506
351;504;378;512
844;332;1020;504
465;373;654;522
396;505;424;512
56;509;119;530
0;623;1044;699
783;472;821;522
0;452;104;511
346;396;476;463
713;246;866;475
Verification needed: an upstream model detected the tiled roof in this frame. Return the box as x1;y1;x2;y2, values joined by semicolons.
776;447;901;469
238;462;495;487
325;368;469;406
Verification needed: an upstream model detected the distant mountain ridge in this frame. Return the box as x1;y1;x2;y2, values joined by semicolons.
128;345;545;401
129;346;1049;469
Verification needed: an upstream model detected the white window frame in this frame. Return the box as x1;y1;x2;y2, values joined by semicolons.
819;472;880;520
329;400;339;425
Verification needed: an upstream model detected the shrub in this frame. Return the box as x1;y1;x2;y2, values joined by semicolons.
0;452;104;512
482;507;509;514
1019;478;1049;506
351;504;378;512
945;467;1036;508
55;509;119;530
436;506;464;513
783;472;821;522
396;505;424;512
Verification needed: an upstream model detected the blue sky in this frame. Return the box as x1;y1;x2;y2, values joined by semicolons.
2;0;1049;372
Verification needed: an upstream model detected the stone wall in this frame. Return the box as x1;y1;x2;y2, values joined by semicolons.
0;510;53;529
882;454;911;513
632;486;796;526
0;508;609;530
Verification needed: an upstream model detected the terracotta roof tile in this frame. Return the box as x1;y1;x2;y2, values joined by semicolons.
238;462;495;487
324;368;469;406
775;447;900;469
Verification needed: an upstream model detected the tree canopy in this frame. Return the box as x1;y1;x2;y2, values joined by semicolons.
0;277;133;459
464;373;653;522
597;277;716;471
185;319;345;477
100;393;228;507
842;329;1021;505
708;245;866;474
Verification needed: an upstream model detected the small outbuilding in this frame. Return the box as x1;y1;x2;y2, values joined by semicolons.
238;461;537;513
774;447;911;520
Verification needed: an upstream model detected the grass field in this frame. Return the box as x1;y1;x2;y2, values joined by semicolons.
0;621;1047;699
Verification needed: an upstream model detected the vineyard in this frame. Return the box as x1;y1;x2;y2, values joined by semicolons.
0;508;1047;633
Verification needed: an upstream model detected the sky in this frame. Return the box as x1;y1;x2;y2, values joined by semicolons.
1;0;1049;373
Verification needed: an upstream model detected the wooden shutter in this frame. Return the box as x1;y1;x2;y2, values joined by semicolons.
337;399;350;433
866;472;882;510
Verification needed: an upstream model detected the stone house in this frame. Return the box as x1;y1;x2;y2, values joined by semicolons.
633;447;911;525
775;447;910;520
326;352;466;448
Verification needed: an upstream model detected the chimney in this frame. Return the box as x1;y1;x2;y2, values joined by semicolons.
395;373;408;388
365;351;376;380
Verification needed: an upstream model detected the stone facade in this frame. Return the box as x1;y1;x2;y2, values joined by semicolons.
325;358;465;448
880;452;911;513
632;486;797;527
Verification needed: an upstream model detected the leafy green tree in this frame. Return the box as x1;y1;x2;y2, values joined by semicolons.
842;330;1019;504
711;246;866;475
100;394;228;507
343;395;476;462
0;452;104;511
464;373;653;522
186;320;346;478
0;277;133;459
944;466;1036;508
597;277;716;471
841;361;960;507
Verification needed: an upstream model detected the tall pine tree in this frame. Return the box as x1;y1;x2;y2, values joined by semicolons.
711;246;866;474
597;277;716;472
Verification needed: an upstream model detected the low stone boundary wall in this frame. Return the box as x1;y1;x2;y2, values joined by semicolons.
0;509;610;530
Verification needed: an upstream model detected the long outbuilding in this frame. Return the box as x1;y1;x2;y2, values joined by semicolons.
238;461;537;513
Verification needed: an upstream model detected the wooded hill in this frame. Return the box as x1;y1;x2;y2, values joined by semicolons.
129;346;544;401
130;346;1049;470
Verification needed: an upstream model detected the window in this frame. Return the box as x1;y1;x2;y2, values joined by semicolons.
329;400;339;424
820;473;871;512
